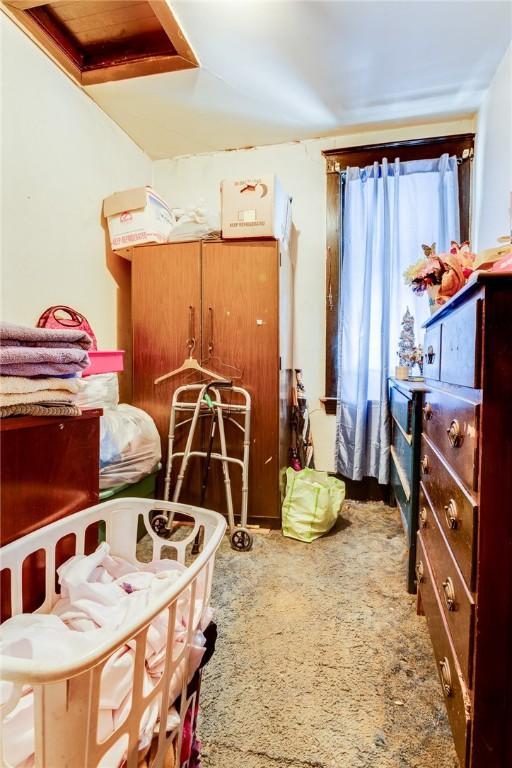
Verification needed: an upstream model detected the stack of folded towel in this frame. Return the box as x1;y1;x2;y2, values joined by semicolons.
0;321;91;418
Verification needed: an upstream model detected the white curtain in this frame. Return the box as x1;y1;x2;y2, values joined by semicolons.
335;154;460;483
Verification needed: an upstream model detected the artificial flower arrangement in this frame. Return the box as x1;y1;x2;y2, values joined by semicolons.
403;241;477;313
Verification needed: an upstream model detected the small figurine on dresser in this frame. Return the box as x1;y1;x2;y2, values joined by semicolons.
410;344;424;379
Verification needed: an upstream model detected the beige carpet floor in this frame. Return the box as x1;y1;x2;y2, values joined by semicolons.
197;500;459;768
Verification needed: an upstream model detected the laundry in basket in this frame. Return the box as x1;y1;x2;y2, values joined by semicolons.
282;467;345;542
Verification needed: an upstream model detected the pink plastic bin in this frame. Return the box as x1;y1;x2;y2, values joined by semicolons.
83;350;124;377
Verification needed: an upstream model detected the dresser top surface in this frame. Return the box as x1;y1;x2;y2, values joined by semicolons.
423;271;512;329
0;408;102;432
389;378;430;394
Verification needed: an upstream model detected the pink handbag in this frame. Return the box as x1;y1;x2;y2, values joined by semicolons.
37;306;98;350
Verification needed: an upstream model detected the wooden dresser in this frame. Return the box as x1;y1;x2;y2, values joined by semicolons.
389;379;428;593
0;409;102;617
416;273;512;767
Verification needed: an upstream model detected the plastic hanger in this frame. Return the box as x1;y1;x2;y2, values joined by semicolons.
154;339;225;385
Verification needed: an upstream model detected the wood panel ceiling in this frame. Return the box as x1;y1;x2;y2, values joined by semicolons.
2;0;198;84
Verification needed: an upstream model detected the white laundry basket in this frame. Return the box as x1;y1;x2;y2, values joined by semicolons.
0;498;226;768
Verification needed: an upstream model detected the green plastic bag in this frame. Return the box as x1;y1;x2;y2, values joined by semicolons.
282;467;345;542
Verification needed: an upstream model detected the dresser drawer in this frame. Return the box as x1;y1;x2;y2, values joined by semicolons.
422;387;480;492
419;486;475;683
390;446;412;542
420;436;477;590
424;323;441;380
440;298;482;388
391;414;412;480
390;384;412;435
417;535;471;767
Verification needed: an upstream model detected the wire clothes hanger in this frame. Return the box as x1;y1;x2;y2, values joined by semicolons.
199;306;242;382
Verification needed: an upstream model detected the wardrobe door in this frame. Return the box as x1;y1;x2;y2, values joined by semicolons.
202;240;281;524
132;242;203;499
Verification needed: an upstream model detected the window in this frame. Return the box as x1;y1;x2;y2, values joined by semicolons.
322;134;475;413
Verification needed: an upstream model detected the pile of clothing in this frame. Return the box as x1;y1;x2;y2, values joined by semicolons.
0;321;90;418
167;204;220;243
0;542;211;768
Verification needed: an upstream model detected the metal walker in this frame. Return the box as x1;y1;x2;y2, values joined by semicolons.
151;381;253;551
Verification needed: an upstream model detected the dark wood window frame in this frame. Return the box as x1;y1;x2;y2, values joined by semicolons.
321;133;475;414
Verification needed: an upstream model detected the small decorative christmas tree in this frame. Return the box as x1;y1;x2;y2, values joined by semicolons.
397;307;416;369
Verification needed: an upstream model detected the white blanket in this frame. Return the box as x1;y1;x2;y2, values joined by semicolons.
0;376;84;395
0;543;210;768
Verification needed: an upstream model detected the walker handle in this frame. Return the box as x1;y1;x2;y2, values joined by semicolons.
207;380;232;390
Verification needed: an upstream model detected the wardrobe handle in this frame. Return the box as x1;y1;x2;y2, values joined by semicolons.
419;507;428;528
187;305;196;354
423;402;433;421
420;455;429;475
415;560;424;584
208;307;214;355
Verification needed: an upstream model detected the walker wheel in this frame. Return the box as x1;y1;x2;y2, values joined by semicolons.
230;528;253;552
150;514;170;537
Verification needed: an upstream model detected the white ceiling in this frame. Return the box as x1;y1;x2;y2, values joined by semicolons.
85;1;512;159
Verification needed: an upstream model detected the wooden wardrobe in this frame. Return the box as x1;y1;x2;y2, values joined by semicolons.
127;239;293;528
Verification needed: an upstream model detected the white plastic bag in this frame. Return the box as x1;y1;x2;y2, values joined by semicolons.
167;203;220;242
99;404;161;489
75;373;119;410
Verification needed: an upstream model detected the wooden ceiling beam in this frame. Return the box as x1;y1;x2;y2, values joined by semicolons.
147;0;198;65
1;1;83;84
81;52;194;85
4;1;52;10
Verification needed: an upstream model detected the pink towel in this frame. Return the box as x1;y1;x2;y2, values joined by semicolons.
0;321;92;350
0;346;89;376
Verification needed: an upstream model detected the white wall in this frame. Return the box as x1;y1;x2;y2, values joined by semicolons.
473;43;512;251
0;16;152;348
154;116;475;470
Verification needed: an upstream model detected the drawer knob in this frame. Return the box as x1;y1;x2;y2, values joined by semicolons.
420;455;429;474
442;577;457;611
439;657;453;697
446;419;463;448
415;560;424;584
426;345;436;365
423;402;433;421
419;507;428;528
444;499;459;530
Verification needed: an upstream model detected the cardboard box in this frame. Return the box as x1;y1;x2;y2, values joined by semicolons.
221;175;291;240
103;187;175;250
